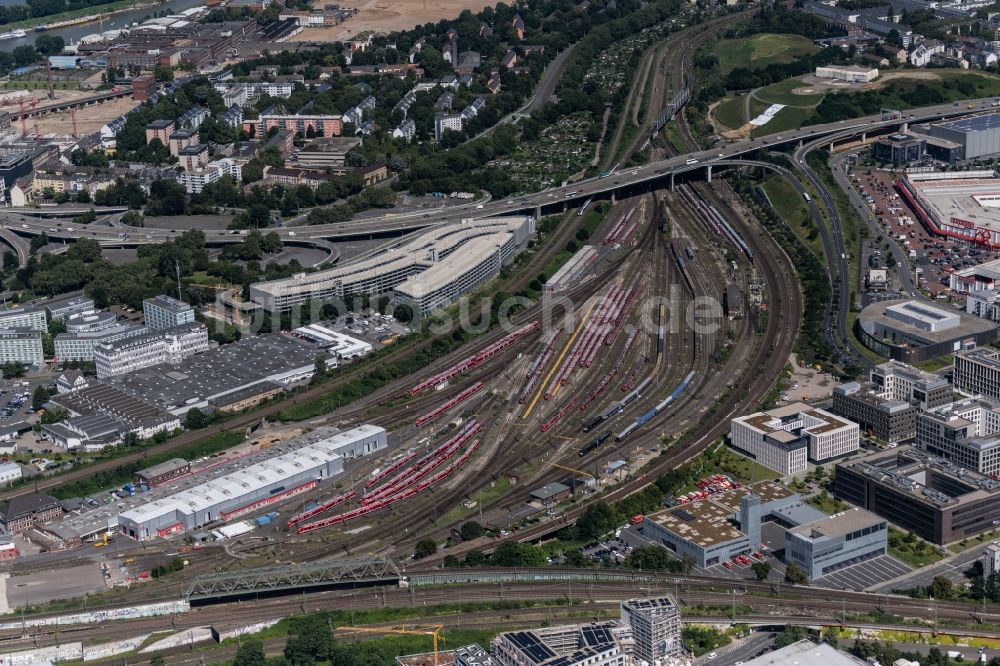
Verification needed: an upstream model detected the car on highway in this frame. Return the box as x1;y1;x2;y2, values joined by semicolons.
707;653;718;660
20;224;27;229
48;227;56;232
288;231;296;237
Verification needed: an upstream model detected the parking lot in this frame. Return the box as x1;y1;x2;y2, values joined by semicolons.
815;554;911;590
852;167;998;302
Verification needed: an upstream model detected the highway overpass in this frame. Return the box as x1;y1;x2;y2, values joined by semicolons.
3;97;997;247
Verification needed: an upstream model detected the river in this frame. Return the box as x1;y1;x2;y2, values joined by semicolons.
0;0;203;52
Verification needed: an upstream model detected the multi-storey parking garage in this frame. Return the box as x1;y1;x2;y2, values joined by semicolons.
248;216;535;312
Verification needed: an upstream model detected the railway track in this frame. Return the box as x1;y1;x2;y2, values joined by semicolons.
3;576;997;654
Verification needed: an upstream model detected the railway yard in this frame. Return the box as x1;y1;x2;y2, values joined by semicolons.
9;4;1000;666
0;15;817;662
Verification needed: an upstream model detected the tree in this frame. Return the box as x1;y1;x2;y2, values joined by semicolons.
413;539;437;559
122;211;145;227
30;232;49;255
262;231;283;254
233;639;266;666
183;408;208;430
460;521;485;541
34;34;65;57
491;541;548;567
153;64;174;82
149;653;166;666
752;561;771;581
41;407;69;424
313;356;327;380
774;625;809;649
32;385;53;411
822;626;840;648
784;562;808;585
2;362;25;379
284;614;334;665
930;575;954;600
392;303;414;323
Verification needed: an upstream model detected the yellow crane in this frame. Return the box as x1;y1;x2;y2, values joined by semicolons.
336;625;445;665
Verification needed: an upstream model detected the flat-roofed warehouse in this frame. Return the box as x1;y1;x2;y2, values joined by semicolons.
642;481;826;567
784;507;888;579
897;171;1000;248
117;424;386;541
911;113;1000;161
105;334;329;416
857;298;997;363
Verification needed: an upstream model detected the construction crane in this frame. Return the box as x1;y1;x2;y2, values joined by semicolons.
336;626;445;665
70;108;78;138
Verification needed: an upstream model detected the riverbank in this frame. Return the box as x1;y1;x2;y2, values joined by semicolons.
1;0;153;32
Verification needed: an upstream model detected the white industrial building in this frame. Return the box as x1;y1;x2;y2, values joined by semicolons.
250;217;535;313
814;65;878;82
94;323;210;379
143;295;195;330
117;424;387;541
730;402;859;474
0;461;22;486
0;330;44;365
293;324;372;359
884;300;960;333
544;245;597;294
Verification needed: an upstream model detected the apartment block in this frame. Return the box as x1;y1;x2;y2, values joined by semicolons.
619;596;681;662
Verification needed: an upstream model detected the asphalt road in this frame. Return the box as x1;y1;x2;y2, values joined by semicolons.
697;631;775;666
871;545;987;593
4;99;1000;249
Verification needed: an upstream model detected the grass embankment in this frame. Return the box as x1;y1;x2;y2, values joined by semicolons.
714;33;819;76
714;96;746;130
888;527;946;568
722;70;1000;137
760;176;826;263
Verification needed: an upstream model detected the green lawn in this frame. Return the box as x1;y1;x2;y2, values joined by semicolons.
751;105;814;138
714;33;819;76
713;96;746;130
754;76;826;107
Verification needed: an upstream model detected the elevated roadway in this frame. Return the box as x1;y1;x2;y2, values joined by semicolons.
4;98;995;246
